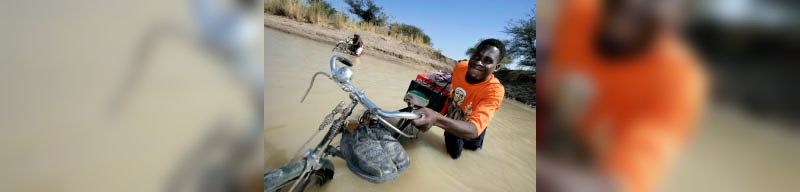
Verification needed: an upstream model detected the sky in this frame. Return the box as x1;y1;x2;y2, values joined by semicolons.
328;0;536;67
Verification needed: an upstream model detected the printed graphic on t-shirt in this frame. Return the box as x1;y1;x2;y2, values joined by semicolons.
452;87;466;106
447;87;471;121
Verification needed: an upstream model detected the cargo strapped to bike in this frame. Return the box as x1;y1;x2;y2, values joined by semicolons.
404;71;451;114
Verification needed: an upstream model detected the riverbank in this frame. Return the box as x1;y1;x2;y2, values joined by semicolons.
265;14;455;72
494;70;536;108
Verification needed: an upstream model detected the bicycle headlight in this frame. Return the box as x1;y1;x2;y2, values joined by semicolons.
335;67;353;83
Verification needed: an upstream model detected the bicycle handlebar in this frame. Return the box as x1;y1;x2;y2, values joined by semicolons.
328;56;420;137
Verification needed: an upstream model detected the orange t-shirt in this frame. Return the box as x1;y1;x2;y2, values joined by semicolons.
542;0;708;191
446;61;505;137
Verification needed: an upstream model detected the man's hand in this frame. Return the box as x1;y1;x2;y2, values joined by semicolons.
412;108;440;132
412;107;481;139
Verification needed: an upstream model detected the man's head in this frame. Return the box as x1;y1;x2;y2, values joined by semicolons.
467;39;506;84
595;0;686;58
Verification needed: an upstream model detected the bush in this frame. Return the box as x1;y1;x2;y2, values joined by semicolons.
344;0;389;26
389;23;431;46
307;1;330;24
331;12;351;29
354;22;386;35
263;0;308;22
282;0;305;21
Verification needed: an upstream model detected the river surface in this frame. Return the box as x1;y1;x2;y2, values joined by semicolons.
264;27;537;191
264;26;800;192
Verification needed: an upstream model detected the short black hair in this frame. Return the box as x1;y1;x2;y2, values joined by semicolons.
475;38;506;62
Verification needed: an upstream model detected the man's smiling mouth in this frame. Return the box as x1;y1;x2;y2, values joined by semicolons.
469;64;485;72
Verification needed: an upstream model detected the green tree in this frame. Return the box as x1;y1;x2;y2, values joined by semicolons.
504;10;536;70
465;39;513;67
343;0;388;26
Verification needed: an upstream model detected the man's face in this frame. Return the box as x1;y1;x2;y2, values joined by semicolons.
596;0;667;58
466;46;501;84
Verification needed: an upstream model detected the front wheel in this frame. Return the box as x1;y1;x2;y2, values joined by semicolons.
264;161;305;192
333;42;347;52
264;158;335;192
303;158;335;189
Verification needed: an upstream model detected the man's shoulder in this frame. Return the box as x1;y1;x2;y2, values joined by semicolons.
454;60;469;72
488;80;505;96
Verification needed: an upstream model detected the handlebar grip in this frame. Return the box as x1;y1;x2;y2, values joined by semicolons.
376;110;421;120
377;116;417;138
337;57;353;67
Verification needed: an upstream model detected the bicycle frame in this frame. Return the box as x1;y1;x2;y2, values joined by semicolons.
264;56;420;192
264;99;356;192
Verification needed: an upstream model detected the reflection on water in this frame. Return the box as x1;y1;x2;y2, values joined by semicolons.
265;27;537;191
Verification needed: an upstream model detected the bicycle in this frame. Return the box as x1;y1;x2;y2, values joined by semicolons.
263;55;420;192
332;38;364;57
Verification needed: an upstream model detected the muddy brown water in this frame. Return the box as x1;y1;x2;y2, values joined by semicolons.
264;26;800;192
264;27;537;191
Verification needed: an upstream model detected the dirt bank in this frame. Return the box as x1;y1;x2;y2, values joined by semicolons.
264;14;455;72
494;70;536;107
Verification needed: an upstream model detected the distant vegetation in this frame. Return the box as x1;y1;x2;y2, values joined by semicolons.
343;0;388;26
265;0;342;27
264;0;435;49
504;9;537;70
389;23;432;46
497;9;536;106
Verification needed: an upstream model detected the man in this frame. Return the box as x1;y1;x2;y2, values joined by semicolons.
538;0;707;192
412;39;506;159
349;34;364;56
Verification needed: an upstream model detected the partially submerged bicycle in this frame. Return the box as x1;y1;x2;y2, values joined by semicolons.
332;38;364;57
264;55;421;192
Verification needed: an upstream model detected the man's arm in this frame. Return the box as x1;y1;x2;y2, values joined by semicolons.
414;85;504;139
436;115;480;139
412;108;479;139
